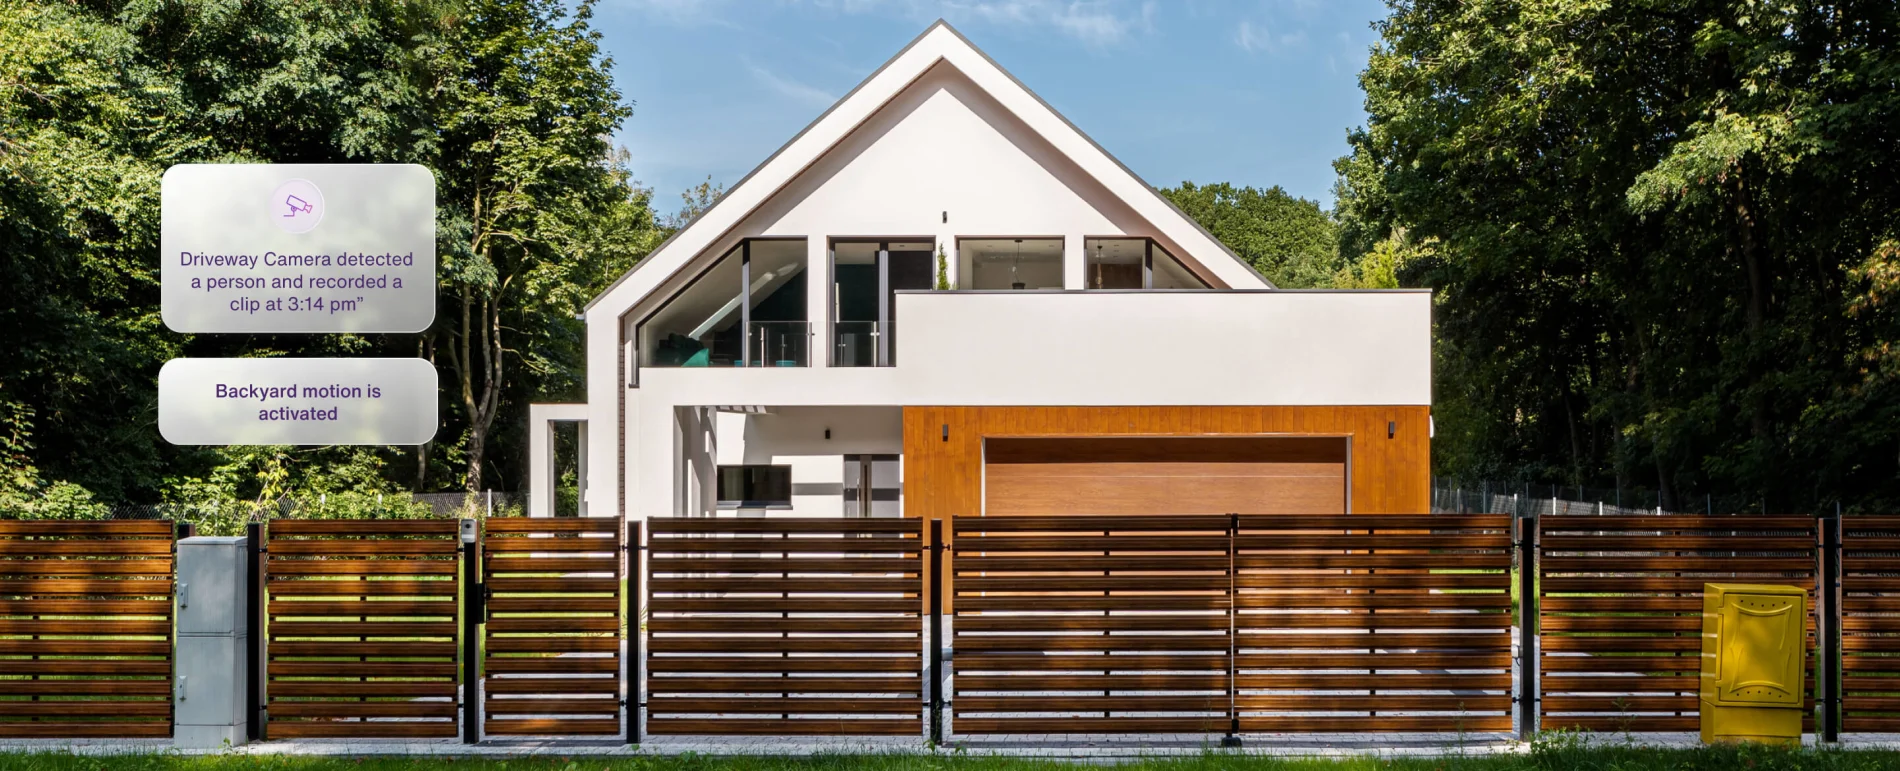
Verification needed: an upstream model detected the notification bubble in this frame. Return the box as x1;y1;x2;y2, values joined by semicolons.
162;164;435;334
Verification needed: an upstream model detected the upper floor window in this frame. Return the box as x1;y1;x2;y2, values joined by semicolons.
1085;237;1209;289
832;239;932;367
637;238;809;369
958;237;1063;290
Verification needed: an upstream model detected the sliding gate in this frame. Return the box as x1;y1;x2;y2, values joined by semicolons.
948;513;1514;736
645;517;925;735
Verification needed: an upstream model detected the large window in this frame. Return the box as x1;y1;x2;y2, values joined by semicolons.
1085;237;1209;289
717;464;792;509
831;239;932;367
638;238;808;368
958;238;1063;290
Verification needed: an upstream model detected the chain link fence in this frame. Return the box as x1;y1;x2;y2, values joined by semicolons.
1432;477;1789;516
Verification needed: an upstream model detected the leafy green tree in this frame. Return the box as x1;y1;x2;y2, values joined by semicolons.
1158;181;1340;288
427;0;650;492
1;0;660;506
1346;0;1900;510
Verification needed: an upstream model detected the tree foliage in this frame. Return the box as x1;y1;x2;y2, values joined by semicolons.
1158;181;1341;288
1344;0;1900;510
0;0;659;505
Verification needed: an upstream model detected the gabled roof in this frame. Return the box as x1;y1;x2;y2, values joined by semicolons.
587;19;1270;316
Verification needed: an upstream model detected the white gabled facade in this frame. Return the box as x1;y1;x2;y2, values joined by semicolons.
530;21;1433;522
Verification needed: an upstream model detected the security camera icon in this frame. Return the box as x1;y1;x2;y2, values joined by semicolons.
271;179;324;234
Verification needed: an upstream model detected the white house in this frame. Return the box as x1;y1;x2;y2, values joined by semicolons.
529;21;1432;527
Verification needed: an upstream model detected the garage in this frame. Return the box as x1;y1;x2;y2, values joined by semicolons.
982;436;1348;516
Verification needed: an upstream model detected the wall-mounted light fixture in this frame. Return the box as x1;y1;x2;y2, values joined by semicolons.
1388;421;1396;439
824;428;831;440
941;424;949;442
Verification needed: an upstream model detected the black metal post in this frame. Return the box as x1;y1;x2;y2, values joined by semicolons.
928;519;945;745
628;519;644;745
461;519;482;744
1222;513;1241;748
1819;512;1841;742
245;521;265;741
1516;511;1540;740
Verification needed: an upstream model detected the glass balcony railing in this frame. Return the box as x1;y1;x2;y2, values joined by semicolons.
747;321;810;367
832;321;899;367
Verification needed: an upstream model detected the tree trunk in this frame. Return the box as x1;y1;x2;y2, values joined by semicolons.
1736;175;1773;445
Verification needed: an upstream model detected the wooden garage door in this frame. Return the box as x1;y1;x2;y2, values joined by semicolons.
984;437;1346;515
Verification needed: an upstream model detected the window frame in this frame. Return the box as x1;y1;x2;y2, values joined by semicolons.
714;463;794;510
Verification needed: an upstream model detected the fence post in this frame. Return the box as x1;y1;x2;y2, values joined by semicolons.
460;519;481;744
1223;512;1241;748
1818;512;1841;742
245;521;265;741
1516;511;1539;740
628;518;644;746
928;519;945;745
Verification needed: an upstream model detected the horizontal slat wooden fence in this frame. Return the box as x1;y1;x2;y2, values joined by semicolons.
1538;515;1817;733
1842;516;1900;732
483;517;623;737
265;520;461;738
0;520;176;738
950;515;1231;735
1234;515;1513;733
646;517;924;736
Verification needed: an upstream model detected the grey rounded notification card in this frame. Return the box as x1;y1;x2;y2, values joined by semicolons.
159;358;438;446
161;164;436;333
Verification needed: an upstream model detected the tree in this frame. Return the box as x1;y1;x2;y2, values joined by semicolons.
428;0;647;492
1346;0;1900;511
1;0;660;505
1158;181;1340;288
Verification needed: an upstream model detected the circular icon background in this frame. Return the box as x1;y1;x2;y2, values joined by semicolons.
271;178;325;234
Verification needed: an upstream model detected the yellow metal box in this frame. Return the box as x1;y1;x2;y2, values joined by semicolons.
1700;583;1807;744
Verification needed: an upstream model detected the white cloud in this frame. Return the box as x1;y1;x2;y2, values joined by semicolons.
745;60;837;108
1234;19;1267;52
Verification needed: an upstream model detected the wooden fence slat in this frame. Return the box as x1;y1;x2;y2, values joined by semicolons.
482;517;625;739
646;516;921;737
265;519;461;739
0;519;176;738
1539;514;1818;733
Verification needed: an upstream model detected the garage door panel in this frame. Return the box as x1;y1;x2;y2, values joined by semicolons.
986;461;1346;479
985;437;1345;464
984;437;1347;516
987;476;1342;515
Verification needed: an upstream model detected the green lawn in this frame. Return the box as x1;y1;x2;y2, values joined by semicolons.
2;743;1900;771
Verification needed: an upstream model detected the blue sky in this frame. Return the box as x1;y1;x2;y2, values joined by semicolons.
593;1;1389;217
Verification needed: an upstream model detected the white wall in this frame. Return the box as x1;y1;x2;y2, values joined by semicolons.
894;291;1433;406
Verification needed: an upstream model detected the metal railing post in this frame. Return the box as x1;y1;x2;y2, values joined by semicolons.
245;521;265;741
628;518;644;746
460;519;481;744
1516;511;1539;740
928;519;945;745
1819;512;1841;742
